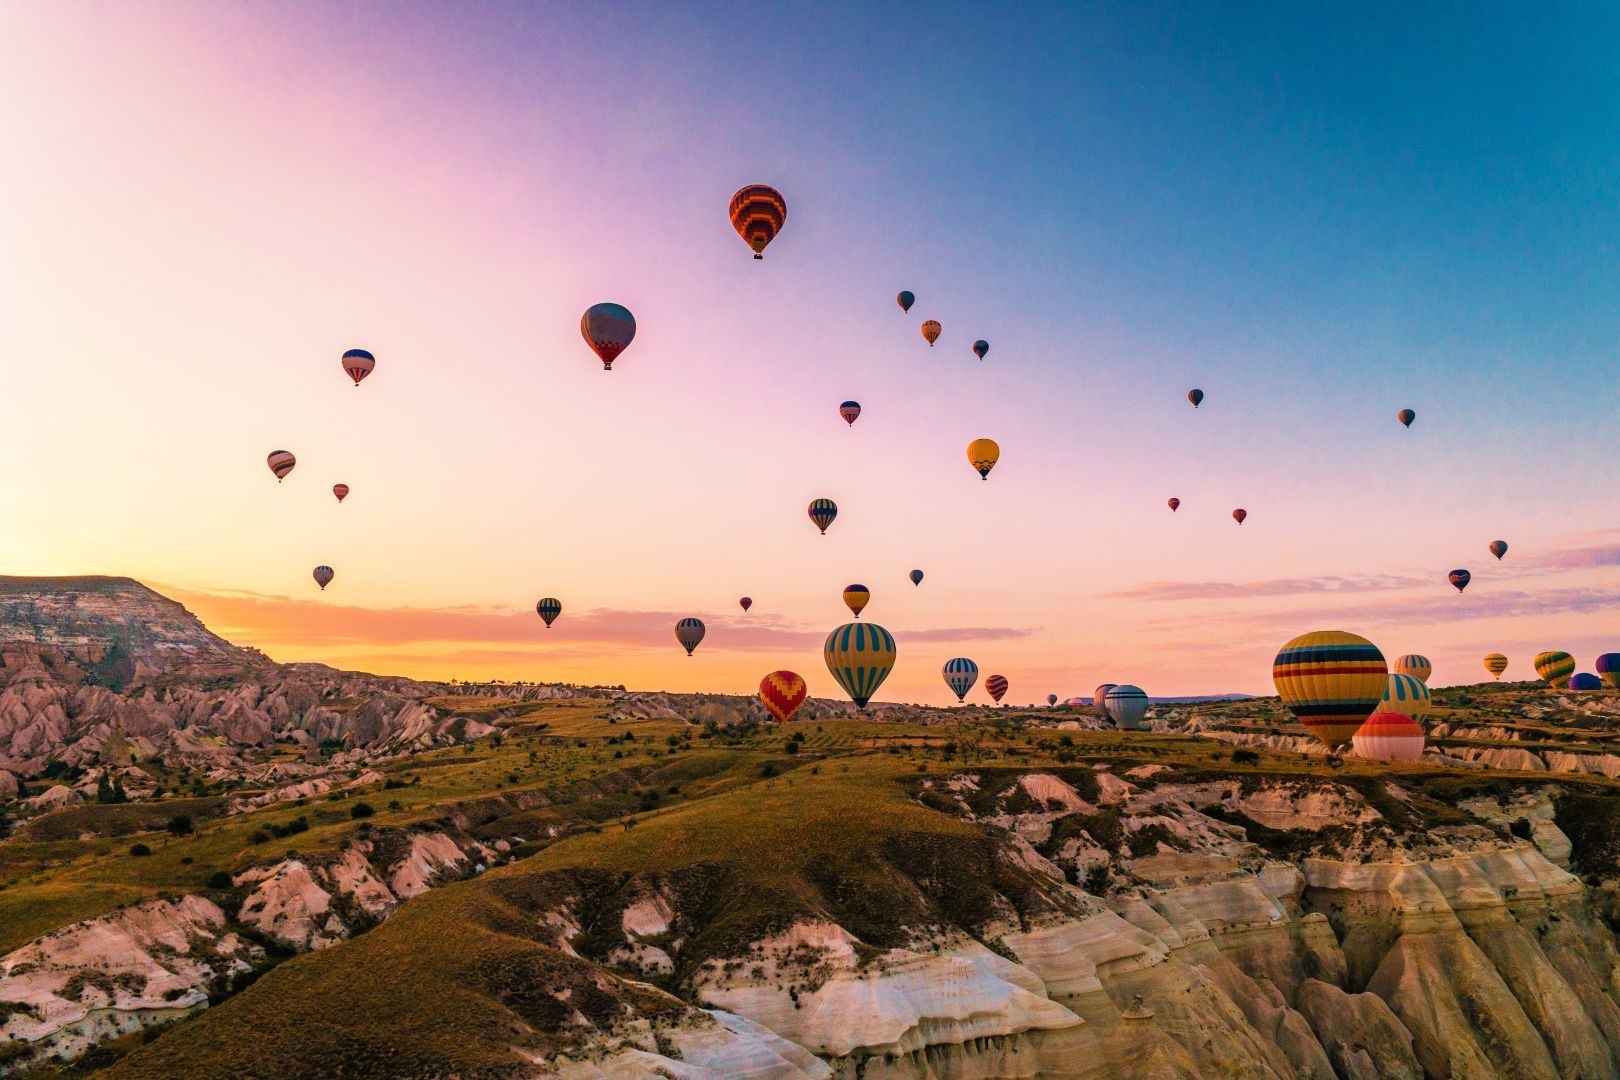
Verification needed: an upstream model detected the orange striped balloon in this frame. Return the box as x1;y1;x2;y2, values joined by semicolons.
267;450;296;482
986;674;1008;703
729;185;786;259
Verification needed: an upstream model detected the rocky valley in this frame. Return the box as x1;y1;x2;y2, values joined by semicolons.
4;578;1620;1078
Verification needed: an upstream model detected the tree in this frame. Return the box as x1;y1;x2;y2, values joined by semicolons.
166;815;194;837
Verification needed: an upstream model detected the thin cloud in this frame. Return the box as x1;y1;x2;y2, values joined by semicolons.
1104;573;1428;602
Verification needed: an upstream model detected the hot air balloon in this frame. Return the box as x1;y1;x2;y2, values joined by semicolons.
759;670;808;723
536;598;561;628
986;674;1008;703
972;340;989;360
1484;653;1509;679
1104;685;1149;730
943;658;979;702
739;596;753;612
341;349;375;386
581;303;636;371
1448;569;1471;592
839;401;861;426
1232;508;1247;524
1570;673;1603;691
332;483;349;503
1397;409;1415;428
896;291;915;312
824;622;896;710
921;320;942;346
729;184;786;259
1489;540;1508;560
1168;498;1180;512
1047;694;1059;707
313;565;334;591
967;438;1000;480
842;584;870;618
267;451;296;482
809;499;838;534
1352;712;1425;762
1596;654;1620;689
676;618;706;656
1392;654;1433;683
1535;651;1575;688
1093;684;1117;710
1379;673;1432;721
1187;389;1204;408
1272;630;1388;749
909;569;924;586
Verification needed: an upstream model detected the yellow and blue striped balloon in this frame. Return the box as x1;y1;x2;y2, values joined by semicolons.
1272;630;1388;749
824;622;896;710
842;584;870;618
1534;651;1575;688
1378;673;1432;721
808;499;838;534
1391;654;1432;683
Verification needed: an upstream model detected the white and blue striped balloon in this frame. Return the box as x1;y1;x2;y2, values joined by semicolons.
942;658;979;702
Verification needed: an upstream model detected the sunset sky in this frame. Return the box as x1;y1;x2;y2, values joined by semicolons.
4;3;1620;704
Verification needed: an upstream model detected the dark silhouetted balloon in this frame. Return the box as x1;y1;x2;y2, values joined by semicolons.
536;598;561;627
1168;498;1180;512
1489;540;1507;560
840;401;861;426
972;339;989;360
1188;389;1204;408
1398;409;1415;428
1448;569;1471;592
896;291;915;312
1232;508;1247;524
739;596;752;612
909;569;923;586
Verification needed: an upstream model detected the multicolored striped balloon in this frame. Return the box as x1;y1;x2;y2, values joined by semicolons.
581;303;636;371
758;670;808;723
1392;654;1432;683
267;450;296;482
896;291;914;312
842;584;870;618
1448;569;1470;592
972;339;989;360
824;622;896;710
909;569;924;586
1272;630;1388;749
1570;673;1603;691
1187;388;1204;408
1105;684;1149;730
536;598;561;627
967;438;1000;480
738;596;752;612
986;674;1008;702
1093;683;1117;710
921;320;942;346
1397;409;1415;428
1352;712;1425;762
341;348;374;386
1489;540;1508;560
1484;653;1509;679
312;565;334;591
839;401;861;426
1378;673;1432;721
943;657;979;702
1534;650;1574;688
332;483;349;503
808;499;838;534
675;618;706;656
729;185;786;258
1595;654;1620;689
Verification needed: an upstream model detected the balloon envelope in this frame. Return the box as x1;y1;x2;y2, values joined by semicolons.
1379;673;1432;721
1392;654;1433;683
1534;651;1574;688
1093;684;1117;710
1272;630;1388;749
986;674;1008;703
1187;389;1204;408
808;499;838;534
1168;498;1180;512
675;618;706;655
332;483;349;503
1448;569;1471;592
341;348;374;386
1489;540;1508;560
738;596;752;612
1398;409;1415;428
921;320;942;346
267;450;296;482
1570;673;1603;691
313;565;334;591
839;401;861;426
896;290;915;312
1596;654;1620;689
1047;694;1059;706
1484;653;1509;679
536;598;561;627
759;670;808;723
842;584;870;618
824;622;896;710
972;339;989;360
581;303;636;370
1352;712;1425;762
909;569;924;586
729;184;786;258
967;438;1000;479
943;658;980;702
1105;685;1149;730
1232;508;1247;524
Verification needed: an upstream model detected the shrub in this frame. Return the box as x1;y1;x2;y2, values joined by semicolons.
205;871;233;889
350;803;375;819
784;741;800;755
129;843;152;857
760;762;780;778
246;830;270;845
1232;749;1261;765
166;815;194;837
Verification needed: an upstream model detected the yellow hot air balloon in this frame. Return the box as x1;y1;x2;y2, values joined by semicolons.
1534;651;1574;688
967;438;1000;480
1272;630;1388;749
1378;673;1432;721
1391;654;1432;683
1483;653;1509;679
824;622;896;710
921;320;942;346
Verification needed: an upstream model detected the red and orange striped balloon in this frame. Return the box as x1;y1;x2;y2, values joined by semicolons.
729;185;786;259
759;670;808;723
986;674;1008;703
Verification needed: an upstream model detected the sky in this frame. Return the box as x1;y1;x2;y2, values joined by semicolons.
3;2;1620;705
